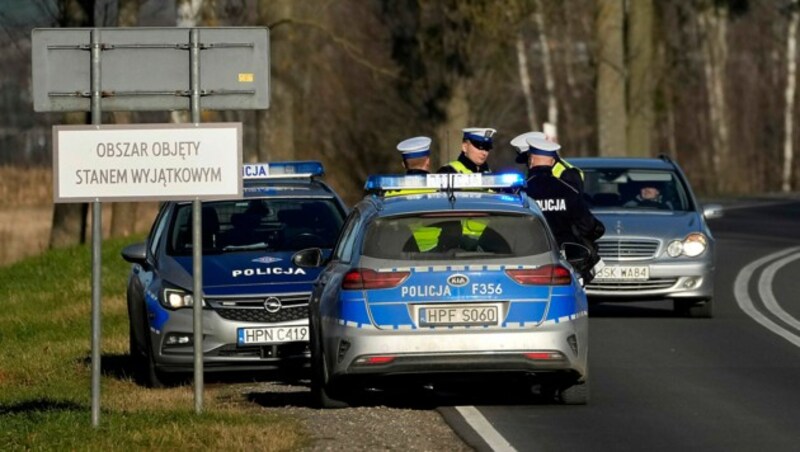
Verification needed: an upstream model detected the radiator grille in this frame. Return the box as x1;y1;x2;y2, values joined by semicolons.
597;240;660;260
207;293;310;323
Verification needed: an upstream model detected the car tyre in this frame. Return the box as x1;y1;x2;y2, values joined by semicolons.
310;328;349;409
557;380;589;405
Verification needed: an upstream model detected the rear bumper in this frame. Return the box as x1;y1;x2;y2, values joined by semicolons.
322;315;588;380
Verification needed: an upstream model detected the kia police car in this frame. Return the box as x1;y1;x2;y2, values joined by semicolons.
121;161;347;387
293;173;594;407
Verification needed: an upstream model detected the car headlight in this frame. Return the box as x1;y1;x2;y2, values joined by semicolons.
162;288;205;309
667;233;708;258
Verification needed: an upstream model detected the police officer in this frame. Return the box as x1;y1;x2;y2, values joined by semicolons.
438;127;495;174
512;131;584;192
523;135;604;282
397;136;432;175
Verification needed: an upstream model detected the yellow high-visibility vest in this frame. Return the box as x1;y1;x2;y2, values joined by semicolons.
553;159;584;180
448;160;472;174
409;223;441;252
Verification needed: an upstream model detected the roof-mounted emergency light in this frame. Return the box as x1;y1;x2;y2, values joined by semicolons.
243;161;325;180
364;173;525;193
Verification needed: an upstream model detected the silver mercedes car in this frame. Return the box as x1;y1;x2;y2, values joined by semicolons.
569;156;722;318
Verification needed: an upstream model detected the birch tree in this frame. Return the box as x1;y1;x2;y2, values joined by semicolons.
534;0;558;137
698;3;730;193
782;2;799;192
515;29;538;130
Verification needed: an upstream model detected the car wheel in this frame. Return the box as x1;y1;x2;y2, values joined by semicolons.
557;380;589;405
674;298;713;319
310;328;349;409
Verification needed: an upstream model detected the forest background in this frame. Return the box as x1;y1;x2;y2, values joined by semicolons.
1;0;799;265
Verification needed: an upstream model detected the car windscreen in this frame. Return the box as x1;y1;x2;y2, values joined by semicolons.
361;212;551;260
167;198;344;255
582;169;692;211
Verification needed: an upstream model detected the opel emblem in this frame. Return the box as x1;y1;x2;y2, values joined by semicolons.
447;274;469;287
264;297;282;313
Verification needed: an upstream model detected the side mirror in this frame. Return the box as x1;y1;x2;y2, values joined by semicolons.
121;242;147;265
702;203;723;220
560;242;591;267
292;247;324;268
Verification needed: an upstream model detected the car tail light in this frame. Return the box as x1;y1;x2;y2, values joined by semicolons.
342;268;410;290
353;355;396;365
506;265;571;285
524;351;566;360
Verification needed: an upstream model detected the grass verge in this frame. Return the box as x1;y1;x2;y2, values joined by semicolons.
0;236;309;450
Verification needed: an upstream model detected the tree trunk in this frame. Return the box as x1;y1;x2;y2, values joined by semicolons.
595;0;627;156
109;0;140;238
782;7;799;193
627;0;654;157
50;0;93;249
535;0;558;135
515;30;538;130
699;6;730;194
436;80;470;168
257;0;296;162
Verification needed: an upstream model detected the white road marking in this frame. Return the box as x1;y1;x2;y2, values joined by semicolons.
758;251;800;333
734;246;800;348
455;406;517;452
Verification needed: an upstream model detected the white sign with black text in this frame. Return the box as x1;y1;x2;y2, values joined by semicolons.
53;123;243;202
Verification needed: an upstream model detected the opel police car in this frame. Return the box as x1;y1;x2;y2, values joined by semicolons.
121;161;347;387
292;173;594;407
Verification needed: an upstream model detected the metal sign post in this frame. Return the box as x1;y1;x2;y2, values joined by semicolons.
32;27;269;426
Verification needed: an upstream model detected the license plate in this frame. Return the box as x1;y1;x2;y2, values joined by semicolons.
237;326;309;345
418;304;499;327
594;265;650;281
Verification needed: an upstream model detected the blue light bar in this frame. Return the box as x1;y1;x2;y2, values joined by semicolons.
364;172;525;192
242;161;324;179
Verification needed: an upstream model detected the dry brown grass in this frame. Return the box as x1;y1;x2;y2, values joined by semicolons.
0;166;159;267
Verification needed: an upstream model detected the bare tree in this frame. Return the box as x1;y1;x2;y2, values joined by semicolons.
49;0;93;249
256;0;296;163
515;28;538;130
534;0;558;136
627;0;655;156
595;0;627;155
109;0;140;238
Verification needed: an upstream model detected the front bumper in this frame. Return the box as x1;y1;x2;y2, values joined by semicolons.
585;259;714;300
149;307;310;372
322;315;588;381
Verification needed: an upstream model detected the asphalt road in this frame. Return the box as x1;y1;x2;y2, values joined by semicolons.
443;199;800;451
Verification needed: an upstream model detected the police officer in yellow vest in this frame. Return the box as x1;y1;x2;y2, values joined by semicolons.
512;131;584;192
437;127;496;174
384;136;440;251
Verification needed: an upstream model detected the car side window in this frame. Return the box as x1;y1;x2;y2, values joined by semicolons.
333;211;362;263
149;205;171;256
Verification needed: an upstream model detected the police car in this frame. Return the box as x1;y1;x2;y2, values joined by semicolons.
292;173;594;407
121;161;347;387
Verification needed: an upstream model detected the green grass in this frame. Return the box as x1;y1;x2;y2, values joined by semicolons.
0;236;308;450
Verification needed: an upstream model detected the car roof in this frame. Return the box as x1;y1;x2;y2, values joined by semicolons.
367;191;534;217
568;157;677;171
242;179;339;199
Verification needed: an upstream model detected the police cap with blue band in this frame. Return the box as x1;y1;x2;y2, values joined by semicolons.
463;127;496;150
397;136;432;159
511;131;546;164
526;135;561;158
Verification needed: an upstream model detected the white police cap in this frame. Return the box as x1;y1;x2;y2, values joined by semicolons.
463;127;497;148
397;136;432;159
511;131;546;160
526;135;561;158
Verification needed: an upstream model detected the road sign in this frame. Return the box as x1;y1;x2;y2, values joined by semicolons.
32;27;269;112
53;123;242;202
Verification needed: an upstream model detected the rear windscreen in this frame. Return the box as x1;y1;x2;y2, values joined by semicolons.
361;213;551;260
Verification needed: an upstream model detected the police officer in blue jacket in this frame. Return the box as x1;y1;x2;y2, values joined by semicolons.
523;135;604;281
512;131;584;192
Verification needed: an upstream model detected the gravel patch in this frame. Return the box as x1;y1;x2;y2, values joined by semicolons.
235;378;473;451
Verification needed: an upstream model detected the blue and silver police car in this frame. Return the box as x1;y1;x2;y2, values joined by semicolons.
121;161;347;387
293;173;593;407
